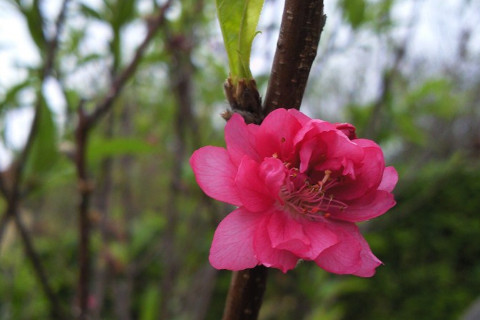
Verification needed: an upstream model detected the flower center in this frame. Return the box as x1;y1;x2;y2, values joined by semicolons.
279;168;348;219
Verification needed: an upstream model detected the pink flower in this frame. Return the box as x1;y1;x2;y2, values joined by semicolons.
190;108;397;276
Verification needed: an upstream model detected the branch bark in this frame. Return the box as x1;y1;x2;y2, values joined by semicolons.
263;0;326;113
13;212;66;319
222;266;268;320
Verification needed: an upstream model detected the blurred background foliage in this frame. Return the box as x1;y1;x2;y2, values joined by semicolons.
0;0;479;319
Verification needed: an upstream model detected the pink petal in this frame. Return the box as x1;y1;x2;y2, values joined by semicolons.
190;146;242;206
259;158;287;199
314;221;363;275
267;212;311;257
266;212;339;261
331;139;385;200
253;213;299;273
225;114;260;166
335;122;357;140
315;221;382;277
301;219;339;260
235;156;275;212
293;119;337;147
209;208;262;270
299;130;364;174
348;226;383;277
287;108;311;125
332;190;396;222
378;166;398;192
255;109;303;161
352;247;382;277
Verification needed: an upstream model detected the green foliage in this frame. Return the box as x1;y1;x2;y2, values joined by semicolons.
216;0;265;81
340;0;366;29
16;0;45;53
23;94;59;186
88;137;156;162
339;0;394;30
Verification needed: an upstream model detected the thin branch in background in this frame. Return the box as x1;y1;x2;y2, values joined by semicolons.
159;26;195;319
363;1;419;140
85;0;172;130
263;0;326;113
13;212;66;319
0;170;8;198
74;2;172;319
0;0;71;318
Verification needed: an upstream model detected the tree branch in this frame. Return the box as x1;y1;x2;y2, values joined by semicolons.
73;3;172;318
13;212;67;319
85;0;172;130
222;266;268;320
0;1;71;317
222;2;326;319
263;0;326;113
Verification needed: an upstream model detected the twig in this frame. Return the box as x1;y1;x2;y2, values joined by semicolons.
0;171;8;198
85;0;172;130
0;0;71;317
13;211;66;319
222;266;268;320
363;2;419;139
74;3;172;318
263;0;326;113
75;104;92;320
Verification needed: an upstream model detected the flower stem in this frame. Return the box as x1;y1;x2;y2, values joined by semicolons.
222;266;268;320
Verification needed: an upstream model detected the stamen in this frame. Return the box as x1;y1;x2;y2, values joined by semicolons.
279;167;348;220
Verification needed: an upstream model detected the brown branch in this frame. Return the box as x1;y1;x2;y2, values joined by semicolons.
75;104;92;320
0;1;71;318
0;171;8;198
263;0;326;113
85;0;172;130
222;266;268;320
13;212;67;319
222;2;327;319
73;3;172;319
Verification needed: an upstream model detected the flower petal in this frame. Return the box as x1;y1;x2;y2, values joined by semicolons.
352;242;382;277
225;114;260;166
253;213;299;273
332;190;396;222
301;219;339;260
235;156;275;212
267;212;311;257
209;208;261;270
335;122;357;140
331;139;385;200
190;146;242;206
378;166;398;192
256;108;303;161
315;221;363;275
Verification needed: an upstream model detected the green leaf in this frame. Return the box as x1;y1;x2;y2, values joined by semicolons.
23;93;59;184
88;137;156;162
0;79;34;114
79;4;103;21
216;0;265;82
340;0;366;29
18;0;46;53
139;286;160;320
